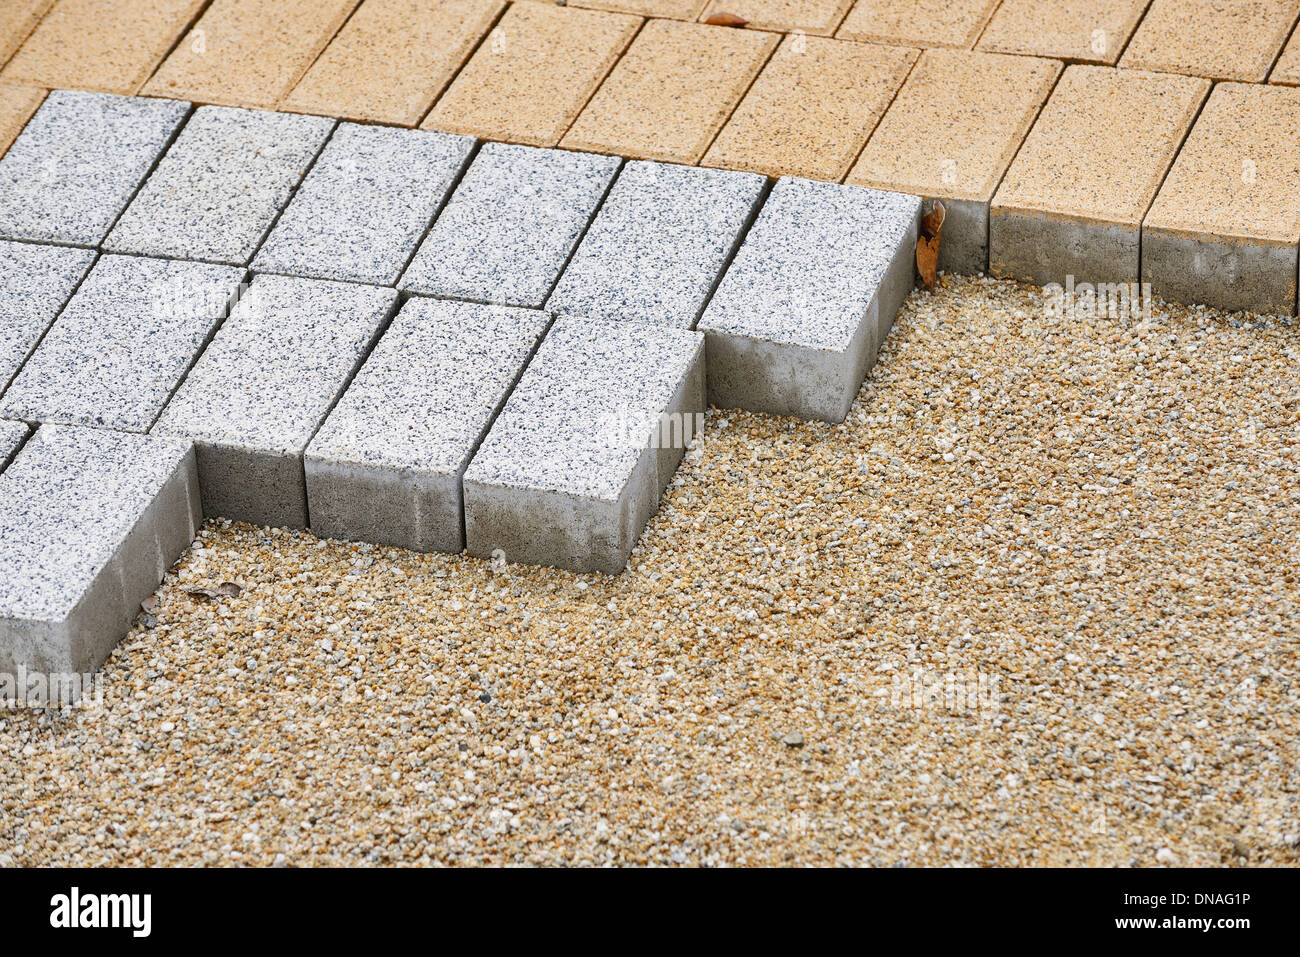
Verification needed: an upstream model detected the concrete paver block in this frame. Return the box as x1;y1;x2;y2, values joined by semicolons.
400;142;619;308
1120;0;1300;83
990;66;1209;287
837;0;1000;48
0;0;54;70
0;425;199;699
700;0;853;34
703;35;916;182
105;105;335;266
1143;82;1300;316
0;239;96;397
1272;19;1300;82
978;0;1150;64
284;0;504;127
849;49;1061;275
561;19;777;164
424;3;640;148
0;421;28;474
0;84;46;160
570;0;706;18
548;160;766;328
0;89;190;247
0;255;245;432
254;123;473;287
698;177;920;423
464;315;705;574
153;275;398;529
306;298;551;552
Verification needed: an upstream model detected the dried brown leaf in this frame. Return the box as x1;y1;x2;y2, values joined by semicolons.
916;234;940;290
704;12;749;26
921;200;946;240
186;581;242;601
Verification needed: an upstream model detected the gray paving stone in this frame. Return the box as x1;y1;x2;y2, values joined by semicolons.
0;240;97;396
0;421;29;474
253;123;474;287
0;255;246;433
306;298;551;553
464;315;705;574
153;275;398;530
0;90;190;247
0;425;199;701
548;161;766;329
400;143;620;308
697;177;920;423
105;106;336;266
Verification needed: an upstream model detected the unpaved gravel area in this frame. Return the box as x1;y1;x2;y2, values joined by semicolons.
3;274;1298;866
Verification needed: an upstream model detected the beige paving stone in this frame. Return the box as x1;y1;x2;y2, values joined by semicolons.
848;49;1061;274
569;0;706;18
0;84;45;158
284;0;503;127
0;0;206;95
0;0;52;70
836;0;1000;49
143;0;359;109
990;66;1209;286
978;0;1149;64
562;19;776;165
424;3;639;147
703;36;914;181
1272;20;1300;81
1120;0;1300;82
698;0;853;35
1143;82;1300;315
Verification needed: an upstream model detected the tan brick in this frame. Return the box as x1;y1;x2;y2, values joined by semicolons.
837;0;1000;48
978;0;1149;64
704;36;915;181
699;0;853;35
1121;0;1300;82
0;83;45;158
143;0;359;109
562;19;776;164
284;0;502;127
0;0;53;70
425;4;638;147
1;0;206;95
569;0;707;18
1273;20;1300;82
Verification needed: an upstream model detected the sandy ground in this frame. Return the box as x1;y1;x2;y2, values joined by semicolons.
3;274;1298;866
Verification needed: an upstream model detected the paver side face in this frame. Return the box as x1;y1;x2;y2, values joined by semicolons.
1273;22;1300;82
1119;0;1300;83
837;0;1001;48
254;123;475;286
0;255;245;433
0;84;45;159
561;19;778;164
0;240;96;396
1144;82;1300;245
703;35;916;182
849;49;1062;203
284;0;505;127
570;0;707;18
105;105;336;265
699;0;854;34
424;3;640;148
0;0;53;69
143;0;359;109
991;66;1210;227
0;0;208;95
0;90;190;246
977;0;1150;64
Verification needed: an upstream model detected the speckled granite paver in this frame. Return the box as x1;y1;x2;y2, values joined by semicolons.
464;314;705;574
1143;82;1300;315
0;84;44;159
0;0;53;69
153;275;397;530
698;177;918;422
570;0;706;18
284;0;504;127
0;255;244;432
0;425;198;696
425;3;638;148
1121;0;1299;82
849;49;1062;274
990;66;1210;286
0;240;95;396
401;142;620;308
699;0;853;34
0;421;28;474
703;35;915;181
105;106;335;266
306;298;551;552
837;0;1000;48
1273;20;1300;82
548;160;765;328
562;19;777;164
0;90;189;247
254;123;473;286
978;0;1149;64
143;0;359;109
0;0;206;95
